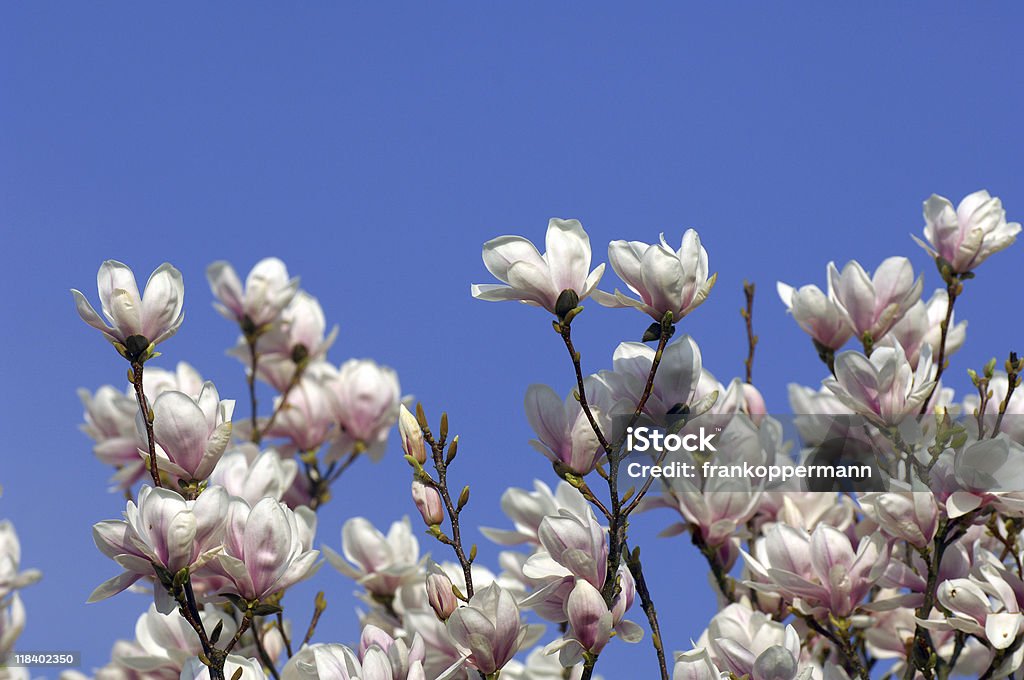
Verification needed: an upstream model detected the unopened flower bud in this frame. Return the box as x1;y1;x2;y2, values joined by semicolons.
411;481;444;526
399;404;426;464
426;568;457;621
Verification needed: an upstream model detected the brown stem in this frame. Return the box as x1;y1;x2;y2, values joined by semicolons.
247;336;261;443
800;614;869;680
258;364;306;440
421;423;475;598
691;530;737;603
742;280;757;384
252;618;282;680
992;355;1021;438
131;361;162;488
624;543;670;680
919;280;960;415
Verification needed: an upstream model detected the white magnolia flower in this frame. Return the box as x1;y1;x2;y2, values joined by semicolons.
593;230;716;321
472;218;605;315
915;190;1020;273
72;260;185;356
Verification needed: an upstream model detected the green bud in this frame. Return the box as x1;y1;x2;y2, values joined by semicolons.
641;322;662;343
457;485;470;511
555;289;580;322
210;620;223;645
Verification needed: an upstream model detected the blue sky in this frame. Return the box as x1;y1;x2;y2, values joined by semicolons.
2;3;1022;677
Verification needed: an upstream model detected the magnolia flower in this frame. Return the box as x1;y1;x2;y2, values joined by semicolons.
915;190;1021;273
743;523;887;617
524;508;608;590
593;231;716;321
524;383;605;476
827;257;923;342
480;480;591;547
359;625;427;680
248;292;338;391
883;288;966;369
181;655;266;680
262;377;336;454
561;579;613;658
90;485;228;610
858;492;938;549
212;497;319;602
207;447;298;504
442;583;537;677
324;517;421;597
672;648;723;680
594;337;703;425
206;258;299;328
471;218;605;315
776;282;853;350
144;383;234;483
72;260;185;358
281;643;362;680
713;622;808;680
919;567;1024;653
823;344;936;428
326;359;402;462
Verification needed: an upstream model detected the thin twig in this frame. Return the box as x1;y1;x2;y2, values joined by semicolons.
742;280;757;384
624;542;670;680
130;362;162;487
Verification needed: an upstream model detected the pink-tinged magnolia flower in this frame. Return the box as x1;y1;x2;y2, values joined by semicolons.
398;404;426;464
323;517;421;597
524;383;605;476
743;523;888;617
90;485;228;609
823;345;936;428
480;480;592;547
562;579;613;657
262;377;336;454
181;655;266;680
206;258;299;328
858;492;938;549
0;522;40;600
442;583;536;677
281;643;362;680
359;625;427;680
411;481;445;527
883;288;966;369
594;337;702;424
212;497;318;602
710;616;808;680
918;567;1024;652
776;282;853;350
207;447;298;505
326;359;402;462
72;261;184;356
915;190;1021;273
471;218;605;315
143;383;234;484
592;231;716;321
525;508;608;590
246;292;338;391
827;257;923;342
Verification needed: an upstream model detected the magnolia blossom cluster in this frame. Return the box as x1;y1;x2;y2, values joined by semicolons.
54;189;1024;680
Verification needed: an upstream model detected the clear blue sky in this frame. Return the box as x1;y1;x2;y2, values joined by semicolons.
1;3;1022;677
